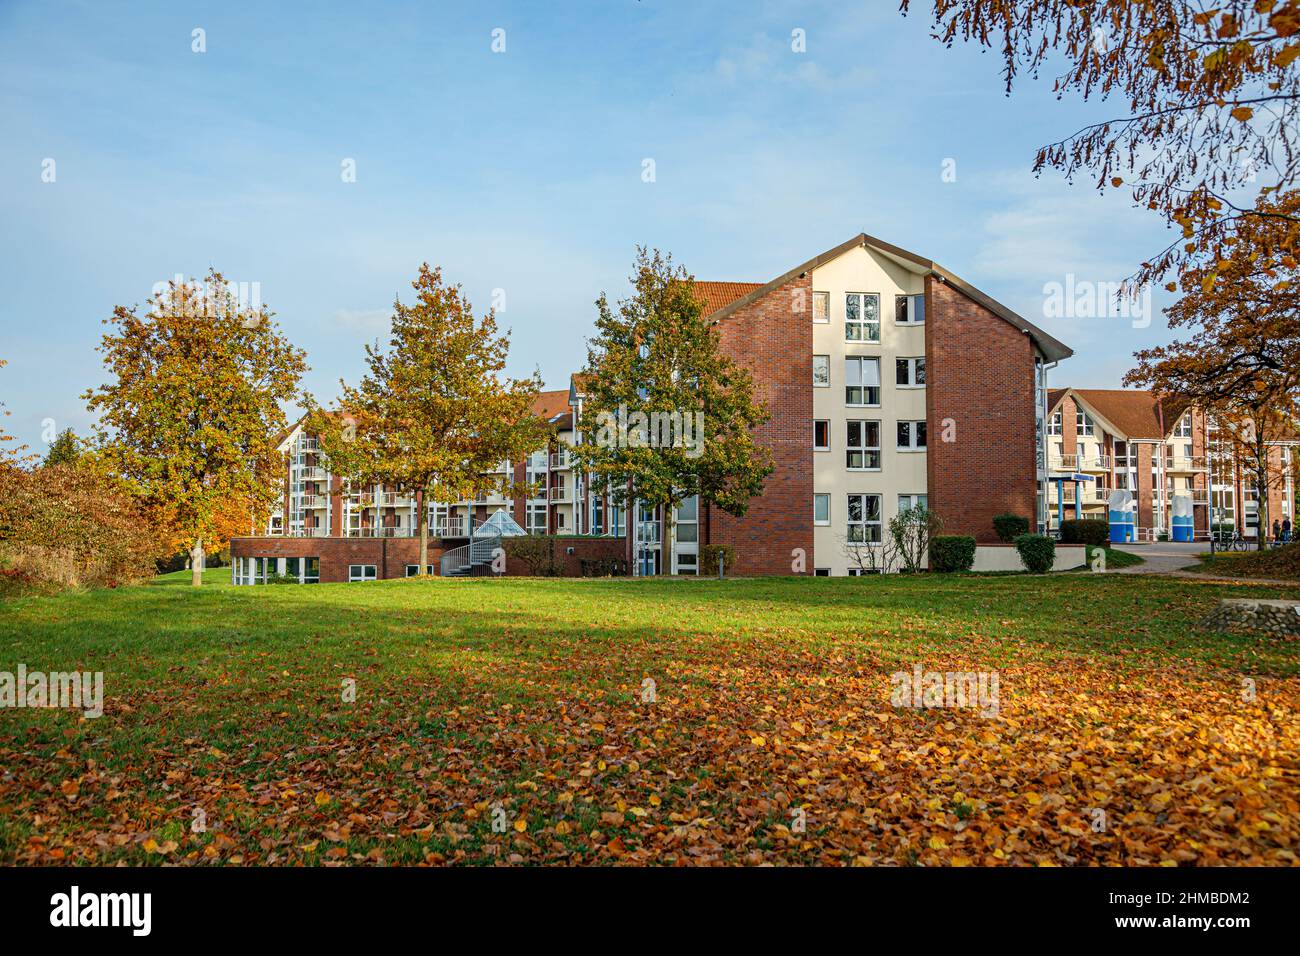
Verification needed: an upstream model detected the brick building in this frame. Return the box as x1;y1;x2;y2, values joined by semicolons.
231;232;1073;582
1045;388;1298;541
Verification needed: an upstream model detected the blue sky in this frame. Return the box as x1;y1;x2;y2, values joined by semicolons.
1;0;1183;453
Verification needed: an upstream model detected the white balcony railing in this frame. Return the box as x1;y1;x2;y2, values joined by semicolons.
1164;455;1208;472
299;466;326;480
435;517;467;538
548;485;569;502
550;450;571;470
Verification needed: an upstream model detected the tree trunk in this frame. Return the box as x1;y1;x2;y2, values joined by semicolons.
418;487;429;575
190;537;204;587
663;498;675;576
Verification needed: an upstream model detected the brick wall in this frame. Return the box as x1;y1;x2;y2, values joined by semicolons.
706;275;814;575
925;275;1038;542
231;536;446;582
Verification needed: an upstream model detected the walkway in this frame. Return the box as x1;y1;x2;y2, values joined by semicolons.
1109;541;1300;587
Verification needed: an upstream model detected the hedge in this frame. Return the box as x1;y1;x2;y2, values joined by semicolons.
1059;518;1109;546
992;513;1029;543
929;535;976;572
1014;533;1056;573
700;544;737;577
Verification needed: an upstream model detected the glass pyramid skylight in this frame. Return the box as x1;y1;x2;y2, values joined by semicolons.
473;508;527;538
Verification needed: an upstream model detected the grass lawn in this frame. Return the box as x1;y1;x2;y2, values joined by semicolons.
2;570;1298;866
1192;543;1300;581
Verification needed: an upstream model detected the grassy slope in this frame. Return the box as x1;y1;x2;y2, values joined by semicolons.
2;572;1297;866
1192;542;1300;581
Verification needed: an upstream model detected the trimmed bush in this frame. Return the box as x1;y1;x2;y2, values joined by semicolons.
992;513;1030;543
700;544;737;577
929;535;976;572
1059;518;1109;546
1014;534;1056;573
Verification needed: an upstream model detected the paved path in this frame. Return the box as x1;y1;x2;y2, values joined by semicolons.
1109;541;1300;587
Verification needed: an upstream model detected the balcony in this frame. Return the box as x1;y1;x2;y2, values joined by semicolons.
548;485;570;502
435;517;467;538
306;526;331;538
299;495;328;509
1048;454;1080;473
1164;455;1208;473
1079;454;1111;472
352;526;404;538
1162;488;1210;505
299;438;320;452
376;492;398;507
550;450;571;470
299;466;326;481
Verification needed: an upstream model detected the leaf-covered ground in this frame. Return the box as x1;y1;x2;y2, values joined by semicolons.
1;569;1297;866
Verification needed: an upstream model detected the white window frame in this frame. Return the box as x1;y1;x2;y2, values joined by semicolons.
349;564;377;583
814;419;830;452
895;293;925;325
898;494;928;513
846;420;882;471
814;493;831;526
1047;411;1062;436
845;292;880;343
847;493;883;545
898;420;928;452
813;354;830;388
812;291;829;324
845;357;881;407
404;564;436;576
895;357;925;388
1077;410;1095;437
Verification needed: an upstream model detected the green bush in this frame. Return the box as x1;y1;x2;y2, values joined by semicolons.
700;544;737;577
1014;534;1056;573
992;513;1029;543
1059;518;1109;546
929;535;976;572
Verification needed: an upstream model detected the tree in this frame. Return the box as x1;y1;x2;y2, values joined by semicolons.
0;359;32;467
574;248;773;573
43;428;81;468
902;1;1300;285
306;264;545;575
891;506;944;574
84;271;307;585
1126;190;1300;547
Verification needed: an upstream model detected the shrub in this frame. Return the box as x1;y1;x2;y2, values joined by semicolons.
503;535;564;576
1059;518;1109;546
1014;534;1056;573
929;535;976;572
992;513;1029;543
891;506;943;573
699;544;736;577
0;462;158;591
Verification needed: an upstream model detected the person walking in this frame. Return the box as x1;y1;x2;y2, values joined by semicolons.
1284;516;1292;545
1273;519;1281;544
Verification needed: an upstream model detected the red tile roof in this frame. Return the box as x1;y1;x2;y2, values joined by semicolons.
1052;388;1190;440
692;281;764;316
531;389;571;422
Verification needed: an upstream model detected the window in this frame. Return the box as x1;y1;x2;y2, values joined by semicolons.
674;496;698;543
897;420;927;451
847;567;876;577
845;357;881;406
349;564;377;583
814;568;830;577
895;357;925;387
1174;413;1192;438
812;291;829;324
898;494;928;513
556;511;566;531
895;293;925;325
1077;410;1095;437
846;421;881;470
303;557;319;583
527;502;547;535
813;354;829;387
845;293;880;342
404;564;436;576
814;419;830;451
591;496;605;535
814;493;830;525
847;494;883;544
1047;411;1062;436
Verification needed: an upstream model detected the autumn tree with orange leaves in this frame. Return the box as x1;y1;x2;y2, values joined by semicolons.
902;0;1300;287
1127;190;1300;546
85;272;307;584
306;264;545;575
